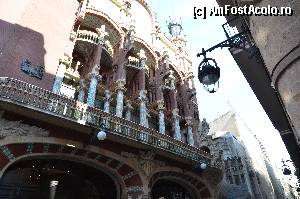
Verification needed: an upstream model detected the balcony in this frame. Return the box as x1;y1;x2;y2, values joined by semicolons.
76;30;114;57
0;77;217;168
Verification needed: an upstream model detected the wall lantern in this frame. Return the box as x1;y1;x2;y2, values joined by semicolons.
97;126;107;141
196;16;259;94
198;48;220;93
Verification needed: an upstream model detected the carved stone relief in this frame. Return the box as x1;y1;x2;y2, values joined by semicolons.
0;117;49;138
121;151;165;177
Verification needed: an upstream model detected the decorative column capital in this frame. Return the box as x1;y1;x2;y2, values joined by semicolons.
88;65;101;80
88;72;102;81
138;90;147;102
185;117;193;126
157;100;165;111
59;56;71;67
115;80;126;92
125;100;133;110
172;108;179;116
79;79;87;90
104;90;112;101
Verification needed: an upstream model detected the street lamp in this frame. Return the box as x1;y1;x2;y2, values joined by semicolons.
196;16;258;94
198;48;220;93
97;126;106;141
83;122;106;148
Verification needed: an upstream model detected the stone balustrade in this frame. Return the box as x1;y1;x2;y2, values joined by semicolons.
0;77;215;167
76;30;100;44
126;56;140;69
76;30;114;56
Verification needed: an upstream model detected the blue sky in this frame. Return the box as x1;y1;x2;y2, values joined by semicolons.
147;0;291;166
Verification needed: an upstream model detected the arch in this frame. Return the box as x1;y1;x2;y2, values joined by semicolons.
1;154;123;199
134;37;158;65
84;8;125;38
148;167;213;199
0;139;145;199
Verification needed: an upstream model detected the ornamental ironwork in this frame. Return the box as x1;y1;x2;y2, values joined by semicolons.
0;77;216;168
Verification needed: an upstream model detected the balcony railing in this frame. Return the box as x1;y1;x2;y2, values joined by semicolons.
0;77;213;166
76;30;99;45
76;30;114;56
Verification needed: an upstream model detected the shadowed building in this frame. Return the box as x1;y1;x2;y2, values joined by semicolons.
0;0;224;198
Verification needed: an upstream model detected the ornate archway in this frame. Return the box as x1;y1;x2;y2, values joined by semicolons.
1;156;119;199
149;169;213;199
0;141;145;199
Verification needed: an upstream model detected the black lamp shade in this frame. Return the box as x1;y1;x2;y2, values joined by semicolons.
198;57;220;93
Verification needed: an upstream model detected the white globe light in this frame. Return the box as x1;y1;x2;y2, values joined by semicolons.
97;130;106;141
200;163;207;170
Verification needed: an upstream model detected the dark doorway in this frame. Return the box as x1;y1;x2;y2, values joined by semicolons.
151;179;192;199
0;158;118;199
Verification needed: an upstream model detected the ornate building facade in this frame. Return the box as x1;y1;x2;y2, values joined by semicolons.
198;112;281;199
0;0;223;198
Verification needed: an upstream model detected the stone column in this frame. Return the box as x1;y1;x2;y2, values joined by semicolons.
186;117;195;146
169;88;181;141
172;108;181;141
52;56;70;94
138;49;147;91
115;80;126;117
125;100;133;121
86;65;101;107
77;79;86;103
103;89;111;113
157;100;165;134
139;90;148;127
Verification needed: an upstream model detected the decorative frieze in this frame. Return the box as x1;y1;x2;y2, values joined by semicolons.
0;118;49;138
121;151;165;177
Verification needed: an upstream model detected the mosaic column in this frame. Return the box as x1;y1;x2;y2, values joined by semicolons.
77;79;86;103
52;56;70;94
115;80;126;117
103;90;111;113
157;99;165;134
139;90;148;127
125;100;133;121
172;108;181;141
86;65;101;107
185;117;195;146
